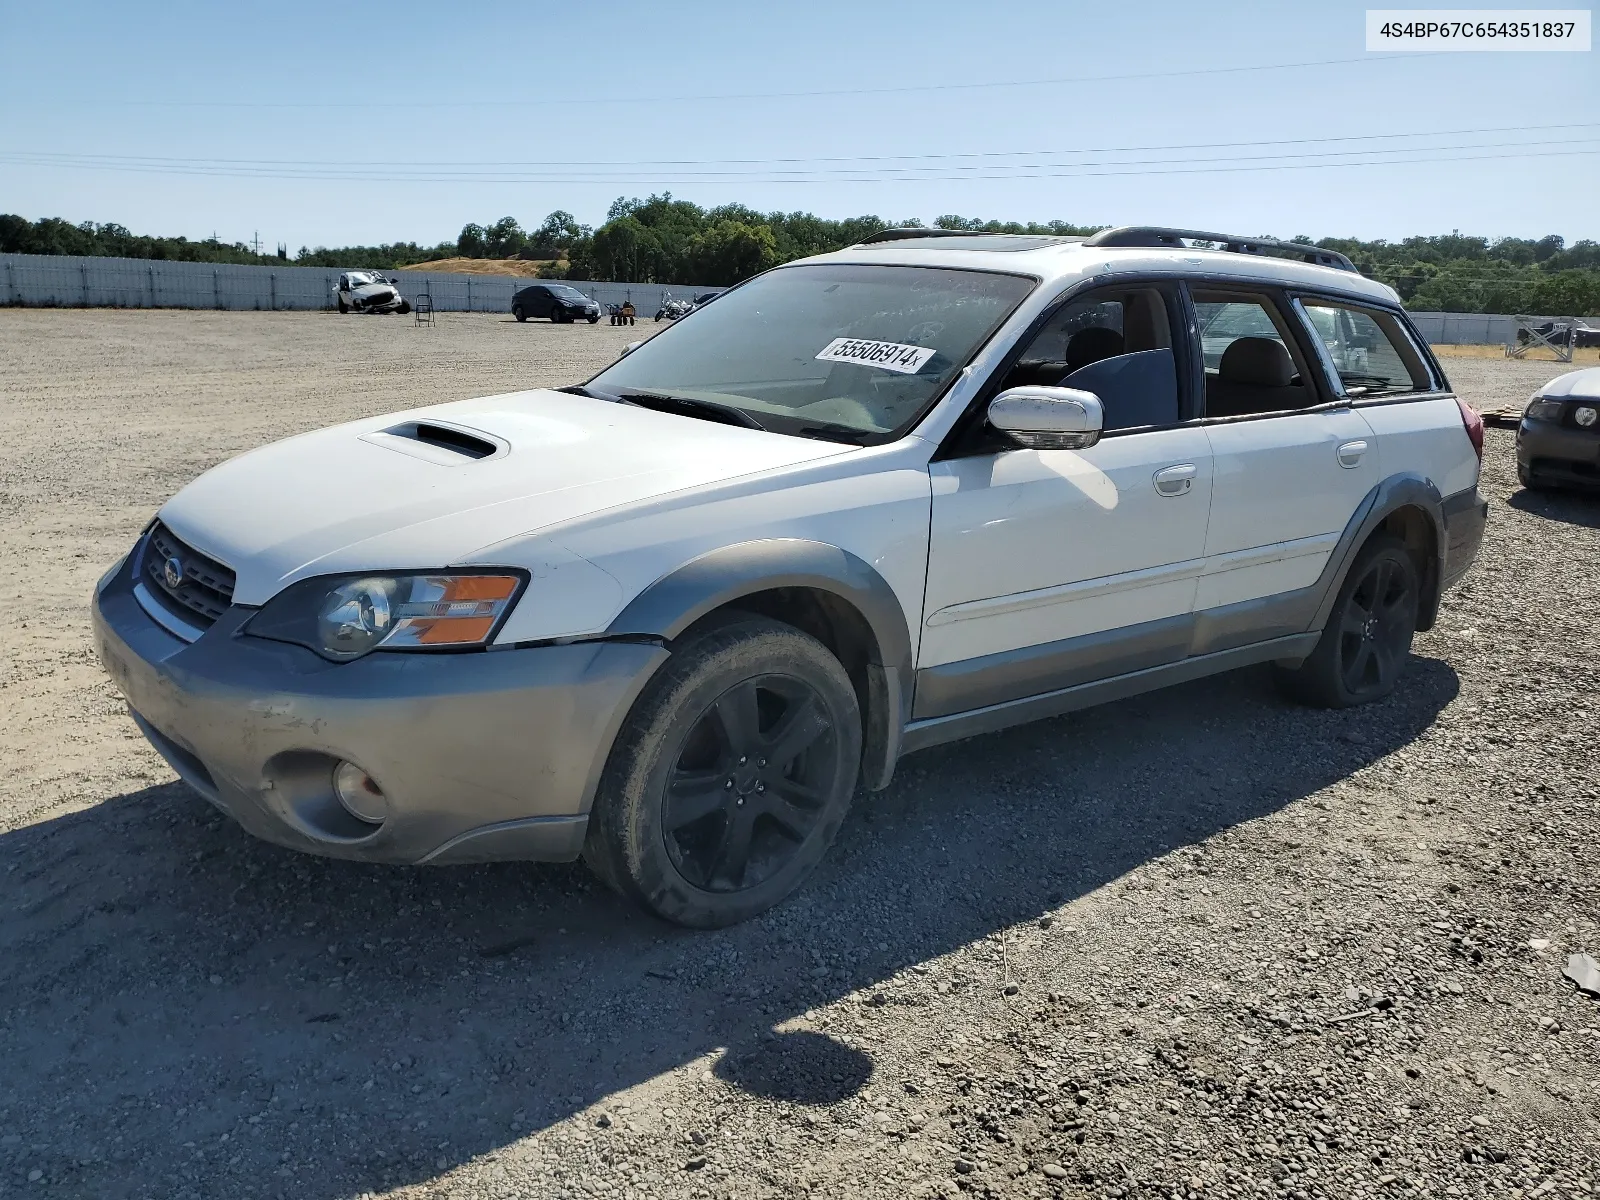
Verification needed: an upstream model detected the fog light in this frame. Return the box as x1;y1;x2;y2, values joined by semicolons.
333;761;388;825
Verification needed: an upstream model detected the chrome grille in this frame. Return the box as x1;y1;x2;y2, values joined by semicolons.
143;523;236;626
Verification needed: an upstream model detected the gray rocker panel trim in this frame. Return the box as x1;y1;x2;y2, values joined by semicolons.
913;613;1192;721
901;633;1320;756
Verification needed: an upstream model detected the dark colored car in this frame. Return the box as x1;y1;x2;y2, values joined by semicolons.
511;283;601;324
1517;366;1600;490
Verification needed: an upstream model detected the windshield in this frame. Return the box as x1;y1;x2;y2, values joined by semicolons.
586;264;1034;441
549;285;587;301
347;272;384;286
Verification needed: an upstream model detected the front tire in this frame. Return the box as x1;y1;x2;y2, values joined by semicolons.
337;299;348;314
1518;463;1549;491
513;304;526;322
587;315;600;324
583;616;862;928
1276;533;1420;708
397;300;411;315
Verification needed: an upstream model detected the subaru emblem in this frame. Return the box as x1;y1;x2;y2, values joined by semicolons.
163;556;185;590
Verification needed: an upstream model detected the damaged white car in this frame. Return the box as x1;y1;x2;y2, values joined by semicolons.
334;271;411;315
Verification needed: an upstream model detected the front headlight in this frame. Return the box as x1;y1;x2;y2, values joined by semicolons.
247;571;525;661
1526;395;1566;423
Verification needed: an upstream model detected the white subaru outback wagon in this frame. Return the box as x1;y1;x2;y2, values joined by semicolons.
93;226;1489;927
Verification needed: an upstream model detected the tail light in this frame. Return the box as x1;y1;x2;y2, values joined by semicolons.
1455;397;1484;463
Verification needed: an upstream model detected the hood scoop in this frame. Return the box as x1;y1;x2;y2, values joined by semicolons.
359;420;507;466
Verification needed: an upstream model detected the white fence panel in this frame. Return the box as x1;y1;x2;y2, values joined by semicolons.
0;253;713;314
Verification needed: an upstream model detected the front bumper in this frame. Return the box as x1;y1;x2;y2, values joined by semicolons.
1517;418;1600;488
92;552;667;865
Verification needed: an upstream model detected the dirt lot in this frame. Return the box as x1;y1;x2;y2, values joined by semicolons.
1;310;1597;1200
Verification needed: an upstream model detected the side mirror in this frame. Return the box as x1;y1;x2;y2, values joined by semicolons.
987;386;1104;450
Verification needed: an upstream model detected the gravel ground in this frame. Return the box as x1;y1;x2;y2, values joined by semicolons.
0;311;1596;1200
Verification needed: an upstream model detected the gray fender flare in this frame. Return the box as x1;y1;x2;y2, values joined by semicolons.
1310;473;1447;634
605;539;915;790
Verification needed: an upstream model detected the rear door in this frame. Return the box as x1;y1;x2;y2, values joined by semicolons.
1295;296;1480;500
1190;286;1378;640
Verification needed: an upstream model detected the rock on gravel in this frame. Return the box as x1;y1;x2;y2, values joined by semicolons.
1;311;1597;1199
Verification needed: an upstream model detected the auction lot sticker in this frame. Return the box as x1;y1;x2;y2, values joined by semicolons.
1366;9;1591;50
816;337;936;374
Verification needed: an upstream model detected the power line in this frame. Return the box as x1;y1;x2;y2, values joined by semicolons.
2;146;1596;186
70;53;1430;109
7;135;1595;183
8;125;1597;177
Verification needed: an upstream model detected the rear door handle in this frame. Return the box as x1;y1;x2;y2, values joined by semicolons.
1153;463;1197;497
1337;439;1368;469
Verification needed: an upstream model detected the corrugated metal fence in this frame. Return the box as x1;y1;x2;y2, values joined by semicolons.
0;253;712;315
1406;312;1528;346
0;254;1577;343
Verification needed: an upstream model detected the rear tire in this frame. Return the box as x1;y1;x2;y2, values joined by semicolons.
1275;533;1420;708
583;616;862;928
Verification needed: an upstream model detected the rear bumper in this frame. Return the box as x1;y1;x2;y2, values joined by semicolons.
1517;419;1600;488
92;552;667;865
1441;485;1489;590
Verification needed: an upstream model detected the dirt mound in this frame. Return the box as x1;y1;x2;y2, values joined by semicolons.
395;257;559;277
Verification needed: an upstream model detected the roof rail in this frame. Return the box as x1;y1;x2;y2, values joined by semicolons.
855;228;1002;245
1083;226;1357;273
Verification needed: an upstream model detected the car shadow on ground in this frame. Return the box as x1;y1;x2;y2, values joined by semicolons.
1505;485;1600;528
0;655;1458;1198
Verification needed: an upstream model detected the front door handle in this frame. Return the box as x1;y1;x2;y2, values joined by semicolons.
1337;439;1368;469
1153;463;1197;497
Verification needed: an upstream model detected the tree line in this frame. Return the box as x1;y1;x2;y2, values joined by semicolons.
4;203;1598;314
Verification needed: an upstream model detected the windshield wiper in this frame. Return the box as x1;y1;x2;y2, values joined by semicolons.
794;422;878;444
614;390;767;431
558;384;613;400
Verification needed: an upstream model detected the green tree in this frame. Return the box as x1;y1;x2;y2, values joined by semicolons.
483;216;526;257
456;223;487;257
1527;270;1600;316
686;220;780;285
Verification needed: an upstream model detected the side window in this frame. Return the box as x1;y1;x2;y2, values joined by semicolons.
1298;301;1434;397
997;285;1181;431
1192;291;1316;419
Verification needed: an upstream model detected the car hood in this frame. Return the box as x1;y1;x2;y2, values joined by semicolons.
158;389;853;604
1537;366;1600;399
350;283;395;298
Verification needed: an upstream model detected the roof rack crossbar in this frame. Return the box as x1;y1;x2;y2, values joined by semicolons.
856;228;1006;245
1083;226;1357;273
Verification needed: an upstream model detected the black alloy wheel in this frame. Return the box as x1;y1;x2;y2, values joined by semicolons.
1275;533;1420;708
583;615;862;927
1335;553;1416;698
663;675;840;893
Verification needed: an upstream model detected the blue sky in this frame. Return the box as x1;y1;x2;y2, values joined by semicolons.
1;0;1596;249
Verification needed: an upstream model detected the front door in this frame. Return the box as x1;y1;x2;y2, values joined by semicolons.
918;282;1214;719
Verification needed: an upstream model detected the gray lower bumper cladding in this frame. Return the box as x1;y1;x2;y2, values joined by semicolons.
92;556;667;865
